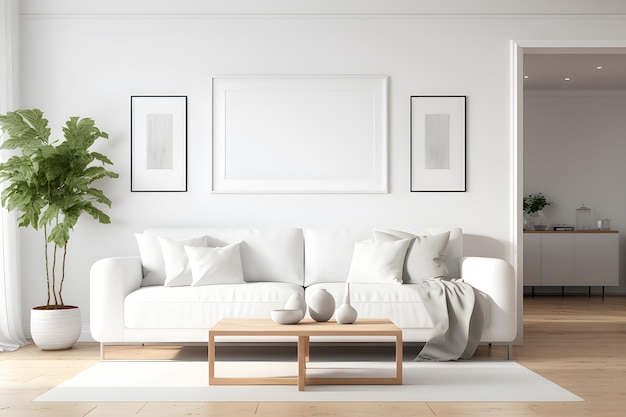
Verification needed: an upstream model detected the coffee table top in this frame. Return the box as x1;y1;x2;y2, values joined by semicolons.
209;318;401;337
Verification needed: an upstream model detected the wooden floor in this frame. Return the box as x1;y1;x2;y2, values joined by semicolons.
1;296;625;417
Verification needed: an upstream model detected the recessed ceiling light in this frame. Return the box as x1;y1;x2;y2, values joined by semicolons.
564;77;571;81
524;75;529;79
596;66;603;70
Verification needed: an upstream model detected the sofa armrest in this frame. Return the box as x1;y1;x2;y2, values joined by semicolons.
460;256;517;343
90;256;143;342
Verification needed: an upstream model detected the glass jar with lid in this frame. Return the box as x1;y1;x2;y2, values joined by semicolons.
576;204;593;230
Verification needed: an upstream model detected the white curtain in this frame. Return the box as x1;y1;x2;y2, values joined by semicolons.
0;0;27;351
0;209;27;350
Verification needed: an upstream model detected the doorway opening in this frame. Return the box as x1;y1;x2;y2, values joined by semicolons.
513;42;626;343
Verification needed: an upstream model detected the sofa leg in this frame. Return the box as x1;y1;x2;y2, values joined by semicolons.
507;344;513;360
100;342;105;360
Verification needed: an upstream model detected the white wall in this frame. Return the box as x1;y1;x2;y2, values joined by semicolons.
13;0;626;338
524;92;626;294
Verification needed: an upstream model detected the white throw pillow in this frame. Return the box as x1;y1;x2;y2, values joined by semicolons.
373;230;450;283
185;242;245;286
158;236;209;287
135;233;165;286
346;238;412;284
135;233;208;286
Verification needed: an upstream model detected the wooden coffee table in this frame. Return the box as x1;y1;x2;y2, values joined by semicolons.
208;318;402;391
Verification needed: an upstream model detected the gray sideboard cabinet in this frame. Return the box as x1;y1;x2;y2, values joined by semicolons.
523;230;619;296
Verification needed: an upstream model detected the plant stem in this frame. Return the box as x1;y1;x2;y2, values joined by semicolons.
58;243;67;307
51;240;58;306
43;225;51;307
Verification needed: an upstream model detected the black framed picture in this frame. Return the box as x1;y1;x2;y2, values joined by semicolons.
130;95;187;192
410;95;466;192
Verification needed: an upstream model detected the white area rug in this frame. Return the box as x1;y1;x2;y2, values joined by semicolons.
35;360;582;402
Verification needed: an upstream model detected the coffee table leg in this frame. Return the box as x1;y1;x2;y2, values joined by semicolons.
297;336;308;391
208;332;215;384
304;336;310;362
395;333;403;383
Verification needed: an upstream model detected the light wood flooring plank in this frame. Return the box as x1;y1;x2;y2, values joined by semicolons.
256;402;436;417
136;402;259;417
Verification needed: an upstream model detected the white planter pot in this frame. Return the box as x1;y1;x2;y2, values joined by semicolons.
30;306;81;350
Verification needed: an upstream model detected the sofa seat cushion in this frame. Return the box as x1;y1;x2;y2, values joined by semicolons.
124;282;303;329
306;282;490;330
306;282;432;329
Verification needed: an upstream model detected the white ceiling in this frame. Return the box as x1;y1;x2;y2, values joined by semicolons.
523;49;626;91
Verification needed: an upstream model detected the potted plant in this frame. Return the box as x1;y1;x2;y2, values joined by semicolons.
523;193;552;230
0;109;118;350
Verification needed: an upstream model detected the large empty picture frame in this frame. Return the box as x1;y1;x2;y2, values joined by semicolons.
212;75;388;193
131;96;187;192
410;96;466;192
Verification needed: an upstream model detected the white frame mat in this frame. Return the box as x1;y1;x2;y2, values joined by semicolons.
212;75;388;193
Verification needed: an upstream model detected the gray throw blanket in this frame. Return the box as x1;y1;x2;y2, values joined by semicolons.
415;278;484;361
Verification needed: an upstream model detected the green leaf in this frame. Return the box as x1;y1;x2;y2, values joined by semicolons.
49;222;71;248
39;204;61;227
83;204;111;224
0;109;50;151
91;152;114;165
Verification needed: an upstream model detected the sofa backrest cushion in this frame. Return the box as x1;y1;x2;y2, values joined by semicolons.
136;233;209;286
142;228;304;286
373;230;451;284
304;227;462;287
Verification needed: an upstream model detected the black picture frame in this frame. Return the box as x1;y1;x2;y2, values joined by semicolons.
130;95;188;192
410;95;466;192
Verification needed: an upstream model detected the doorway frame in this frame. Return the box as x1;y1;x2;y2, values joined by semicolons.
511;40;626;344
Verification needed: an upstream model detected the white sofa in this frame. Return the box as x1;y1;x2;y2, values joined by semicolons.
90;227;516;356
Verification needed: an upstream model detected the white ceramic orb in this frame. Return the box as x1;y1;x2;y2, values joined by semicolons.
308;288;335;322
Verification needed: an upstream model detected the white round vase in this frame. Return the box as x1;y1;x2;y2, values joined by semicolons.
335;283;358;324
308;288;335;322
284;292;307;321
30;306;81;350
